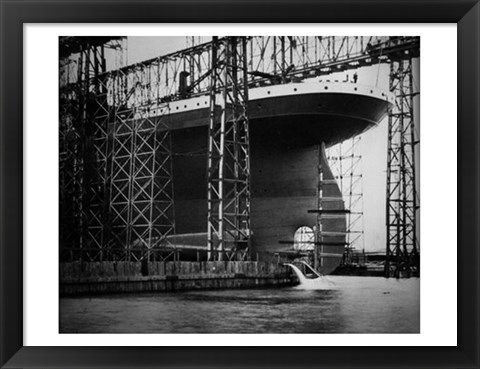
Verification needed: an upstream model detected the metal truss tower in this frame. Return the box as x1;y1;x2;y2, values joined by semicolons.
207;37;251;261
82;38;128;261
107;63;176;262
327;136;365;262
385;57;419;277
59;37;176;262
59;39;112;261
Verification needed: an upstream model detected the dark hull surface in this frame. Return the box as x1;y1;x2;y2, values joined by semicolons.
167;88;390;275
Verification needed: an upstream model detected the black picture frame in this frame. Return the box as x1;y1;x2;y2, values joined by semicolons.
0;1;478;368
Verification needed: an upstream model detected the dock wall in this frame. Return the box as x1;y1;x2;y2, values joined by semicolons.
60;261;295;295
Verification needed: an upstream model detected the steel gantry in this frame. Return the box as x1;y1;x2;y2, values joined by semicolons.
59;37;124;261
59;37;176;262
385;57;420;277
207;37;251;261
88;37;418;101
106;62;176;262
59;36;420;270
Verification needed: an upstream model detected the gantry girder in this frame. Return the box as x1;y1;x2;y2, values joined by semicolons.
207;37;251;261
75;36;419;107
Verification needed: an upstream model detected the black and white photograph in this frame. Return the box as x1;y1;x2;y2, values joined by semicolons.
58;35;420;334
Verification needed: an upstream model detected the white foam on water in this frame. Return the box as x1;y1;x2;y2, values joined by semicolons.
284;263;336;290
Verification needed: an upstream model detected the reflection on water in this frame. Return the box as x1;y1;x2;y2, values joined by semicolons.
60;276;419;333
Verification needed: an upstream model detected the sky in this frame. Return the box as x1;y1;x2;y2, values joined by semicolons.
115;36;420;252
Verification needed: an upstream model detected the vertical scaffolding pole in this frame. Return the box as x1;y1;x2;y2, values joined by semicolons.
314;143;348;271
74;42;107;262
327;137;365;263
59;68;82;261
85;44;112;262
314;143;326;271
207;37;251;261
385;57;419;277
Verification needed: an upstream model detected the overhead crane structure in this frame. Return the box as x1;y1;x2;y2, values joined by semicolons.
59;36;420;274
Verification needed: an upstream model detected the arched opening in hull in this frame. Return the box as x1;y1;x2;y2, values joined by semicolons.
293;226;315;252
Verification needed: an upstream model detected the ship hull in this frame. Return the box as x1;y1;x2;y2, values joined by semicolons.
166;82;392;274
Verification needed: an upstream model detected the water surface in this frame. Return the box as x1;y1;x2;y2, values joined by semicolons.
60;276;419;333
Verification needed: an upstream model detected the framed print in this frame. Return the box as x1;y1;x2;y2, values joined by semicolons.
0;0;478;368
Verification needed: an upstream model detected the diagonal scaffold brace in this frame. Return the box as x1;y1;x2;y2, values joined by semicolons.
207;37;251;261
